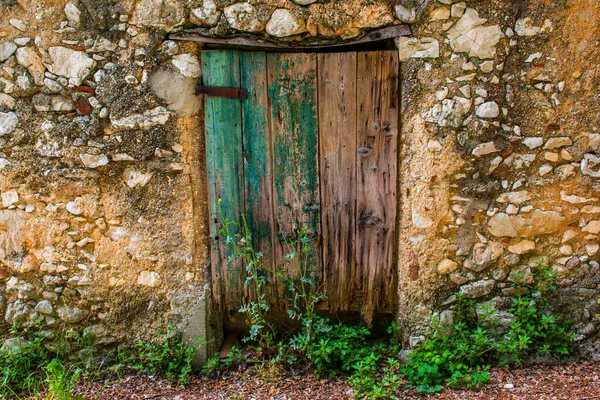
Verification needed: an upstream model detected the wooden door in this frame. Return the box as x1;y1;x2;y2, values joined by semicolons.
202;50;399;325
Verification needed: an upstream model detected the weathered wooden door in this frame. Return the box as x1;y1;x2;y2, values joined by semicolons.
202;50;399;325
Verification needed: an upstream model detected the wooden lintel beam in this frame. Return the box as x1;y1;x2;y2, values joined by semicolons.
169;25;411;50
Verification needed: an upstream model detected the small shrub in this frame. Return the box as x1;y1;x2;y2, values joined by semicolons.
44;358;83;400
401;295;495;393
0;329;52;398
500;261;577;366
133;331;198;384
402;261;575;393
217;205;575;397
202;345;244;376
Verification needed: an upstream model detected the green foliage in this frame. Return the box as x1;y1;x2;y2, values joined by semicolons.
0;328;51;398
500;261;577;366
132;330;198;384
202;346;244;376
44;359;83;400
402;261;575;394
401;295;495;393
218;199;276;350
217;205;575;397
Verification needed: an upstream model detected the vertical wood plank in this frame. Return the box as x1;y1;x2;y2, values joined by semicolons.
267;53;320;303
318;52;358;313
356;50;399;324
202;50;245;315
239;51;277;305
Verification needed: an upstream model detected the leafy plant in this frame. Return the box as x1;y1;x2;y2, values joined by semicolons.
44;358;83;400
499;261;576;366
402;261;575;393
202;345;244;376
216;202;575;397
132;330;198;384
401;294;495;393
0;327;52;398
218;199;276;350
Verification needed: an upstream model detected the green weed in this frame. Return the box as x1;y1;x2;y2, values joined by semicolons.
132;330;198;384
44;358;83;400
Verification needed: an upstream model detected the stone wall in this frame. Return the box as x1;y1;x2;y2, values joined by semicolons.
0;0;599;360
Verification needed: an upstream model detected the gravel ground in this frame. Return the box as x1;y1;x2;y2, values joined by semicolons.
74;361;600;400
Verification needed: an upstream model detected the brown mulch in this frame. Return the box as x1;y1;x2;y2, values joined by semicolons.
74;361;600;400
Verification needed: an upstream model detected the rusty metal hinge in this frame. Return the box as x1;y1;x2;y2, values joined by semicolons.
195;84;248;99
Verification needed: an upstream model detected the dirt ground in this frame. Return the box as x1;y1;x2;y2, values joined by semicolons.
73;361;600;400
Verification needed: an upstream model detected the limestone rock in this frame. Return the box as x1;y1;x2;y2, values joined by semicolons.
523;137;543;149
446;8;503;59
266;9;306;38
522;210;565;236
0;337;30;355
464;242;504;272
586;244;599;256
412;211;433;229
111;107;171;131
350;4;389;28
0;41;17;62
395;4;416;23
9;19;27;32
224;3;264;32
476;101;500;118
32;94;75;112
138;271;161;287
544;137;572;149
490;210;565;238
581;154;600;178
0;94;16;110
496;191;531;204
437;259;458;274
66;200;82;215
508;240;535;255
0;112;18;136
35;300;54;315
451;2;467;18
44;78;63;93
132;0;185;32
472;141;499;157
57;306;87;323
5;300;42;328
2;190;18;207
190;0;221;27
292;0;316;4
460;280;495;298
15;47;45;86
46;47;95;86
423;96;471;127
583;221;600;234
430;7;450;21
149;69;201;116
428;139;443;152
488;212;518;237
90;37;117;53
64;2;81;26
80;153;108;168
515;17;553;37
123;166;153;188
171;54;201;78
396;37;440;61
560;192;597;204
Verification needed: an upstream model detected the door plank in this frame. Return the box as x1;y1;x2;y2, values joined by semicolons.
202;50;245;315
240;51;277;305
267;53;320;303
356;50;399;324
317;52;358;313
